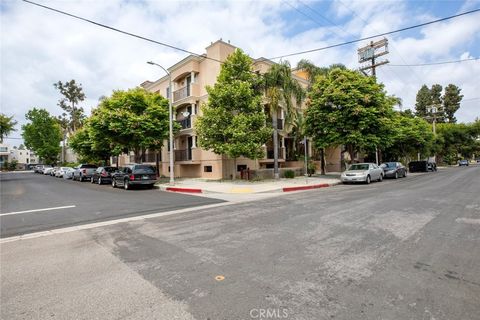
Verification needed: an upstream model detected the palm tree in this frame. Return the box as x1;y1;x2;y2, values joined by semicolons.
296;60;346;175
263;61;305;179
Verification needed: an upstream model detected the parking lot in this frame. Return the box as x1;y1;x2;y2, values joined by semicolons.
0;172;223;238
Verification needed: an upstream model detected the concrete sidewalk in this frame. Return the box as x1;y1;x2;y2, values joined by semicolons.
156;174;341;194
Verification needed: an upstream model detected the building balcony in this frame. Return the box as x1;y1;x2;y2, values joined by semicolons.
173;83;200;103
266;147;284;160
174;149;192;162
177;117;192;130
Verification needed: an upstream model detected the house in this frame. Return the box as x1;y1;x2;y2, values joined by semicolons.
135;40;342;179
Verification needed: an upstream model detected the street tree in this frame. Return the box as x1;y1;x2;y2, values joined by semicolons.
68;123;112;164
89;87;171;163
305;68;396;164
436;120;480;163
53;80;86;132
195;49;271;179
262;61;305;179
296;59;346;174
22;108;62;164
0;113;17;143
443;84;463;123
415;84;431;118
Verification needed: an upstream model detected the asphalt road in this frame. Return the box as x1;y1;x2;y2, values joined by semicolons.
1;166;479;320
0;172;223;238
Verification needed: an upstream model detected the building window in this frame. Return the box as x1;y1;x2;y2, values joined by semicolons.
237;165;247;172
204;165;212;173
166;87;170;98
0;147;8;152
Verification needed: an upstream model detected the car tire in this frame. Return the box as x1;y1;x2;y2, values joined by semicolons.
124;179;129;190
378;174;383;182
98;177;102;185
79;175;83;182
394;172;398;179
112;178;117;188
366;175;371;184
404;171;407;178
91;177;95;183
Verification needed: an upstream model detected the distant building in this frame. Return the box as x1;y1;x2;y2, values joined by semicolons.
0;143;9;168
9;145;39;169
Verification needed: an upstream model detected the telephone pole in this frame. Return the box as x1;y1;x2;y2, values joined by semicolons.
358;38;389;76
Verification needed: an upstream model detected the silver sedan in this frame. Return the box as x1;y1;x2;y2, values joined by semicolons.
341;163;384;184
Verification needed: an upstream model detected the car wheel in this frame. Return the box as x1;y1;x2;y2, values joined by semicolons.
91;177;95;183
394;172;398;179
366;175;371;184
80;175;83;182
124;179;129;190
112;178;117;188
98;177;102;185
404;170;407;178
378;174;383;182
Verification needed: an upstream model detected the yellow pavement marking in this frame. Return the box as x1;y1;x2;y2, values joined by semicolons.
229;187;253;194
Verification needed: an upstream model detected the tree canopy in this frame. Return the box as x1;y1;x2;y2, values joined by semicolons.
0;113;17;143
21;108;62;164
195;49;271;177
54;80;86;132
415;83;463;123
305;68;396;162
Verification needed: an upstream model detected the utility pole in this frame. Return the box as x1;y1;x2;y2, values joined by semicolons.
358;38;389;77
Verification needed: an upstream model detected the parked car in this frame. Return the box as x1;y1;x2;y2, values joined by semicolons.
63;167;76;179
34;165;44;173
408;161;437;173
341;163;384;184
55;167;72;178
50;167;60;176
43;167;55;175
380;162;407;179
91;166;118;185
72;164;98;181
458;159;469;166
111;164;157;190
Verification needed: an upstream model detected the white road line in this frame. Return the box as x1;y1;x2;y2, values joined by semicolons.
0;205;76;216
0;202;233;243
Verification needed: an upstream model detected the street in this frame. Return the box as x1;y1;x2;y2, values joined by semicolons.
1;166;480;319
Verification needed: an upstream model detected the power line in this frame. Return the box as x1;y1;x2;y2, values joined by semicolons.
389;57;479;66
268;8;480;60
21;0;224;64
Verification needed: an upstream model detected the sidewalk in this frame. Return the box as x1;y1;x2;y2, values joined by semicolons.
156;174;341;194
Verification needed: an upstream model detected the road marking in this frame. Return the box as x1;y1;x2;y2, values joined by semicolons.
456;218;480;225
0;205;76;216
0;202;234;243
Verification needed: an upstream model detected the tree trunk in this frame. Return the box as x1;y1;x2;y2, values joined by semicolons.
272;117;279;179
156;149;160;177
346;144;355;164
232;157;237;180
320;148;326;175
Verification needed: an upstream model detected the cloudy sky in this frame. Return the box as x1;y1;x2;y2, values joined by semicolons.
1;0;479;146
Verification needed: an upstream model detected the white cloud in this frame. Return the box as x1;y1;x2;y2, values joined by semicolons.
1;0;479;147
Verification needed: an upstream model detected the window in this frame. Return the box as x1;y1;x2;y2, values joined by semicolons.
204;165;213;173
237;165;247;172
166;87;170;98
0;147;8;152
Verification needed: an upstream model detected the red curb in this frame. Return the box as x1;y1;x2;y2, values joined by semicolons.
166;187;203;193
282;183;330;192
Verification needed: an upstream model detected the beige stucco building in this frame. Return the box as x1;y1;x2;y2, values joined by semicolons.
133;40;341;179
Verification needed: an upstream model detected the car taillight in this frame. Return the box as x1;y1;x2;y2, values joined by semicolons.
101;171;107;177
82;169;86;173
129;174;135;181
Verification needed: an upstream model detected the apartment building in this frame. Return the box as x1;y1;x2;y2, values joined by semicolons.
139;40;342;179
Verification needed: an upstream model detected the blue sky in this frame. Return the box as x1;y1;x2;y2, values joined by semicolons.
1;0;479;146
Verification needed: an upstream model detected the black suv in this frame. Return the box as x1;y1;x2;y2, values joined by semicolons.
111;164;157;190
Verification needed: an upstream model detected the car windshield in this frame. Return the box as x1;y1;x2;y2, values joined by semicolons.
61;167;70;170
133;165;155;174
381;162;396;168
81;164;97;168
104;167;117;172
349;164;369;171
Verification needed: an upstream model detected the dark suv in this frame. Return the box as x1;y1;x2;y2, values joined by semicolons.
111;164;157;190
91;166;118;185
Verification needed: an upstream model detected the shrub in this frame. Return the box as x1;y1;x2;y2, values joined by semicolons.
284;170;295;179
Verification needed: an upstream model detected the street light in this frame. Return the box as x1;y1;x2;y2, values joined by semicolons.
147;61;174;185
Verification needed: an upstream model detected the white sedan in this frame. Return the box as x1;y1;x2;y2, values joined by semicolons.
341;163;384;184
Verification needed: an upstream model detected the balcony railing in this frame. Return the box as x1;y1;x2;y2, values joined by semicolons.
174;149;192;161
177;117;191;130
173;86;190;102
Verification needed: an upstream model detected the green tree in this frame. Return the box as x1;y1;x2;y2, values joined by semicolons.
262;61;305;179
195;49;271;179
22;108;62;164
415;84;431;118
442;84;463;123
88;87;171;163
0;113;17;143
296;59;346;174
384;114;435;162
436;120;480;163
68;124;112;164
305;68;396;164
54;80;86;132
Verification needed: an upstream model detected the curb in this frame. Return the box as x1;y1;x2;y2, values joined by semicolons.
282;182;339;192
155;181;340;194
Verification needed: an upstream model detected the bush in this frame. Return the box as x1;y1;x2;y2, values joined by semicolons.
307;162;316;176
284;170;295;179
9;159;18;171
